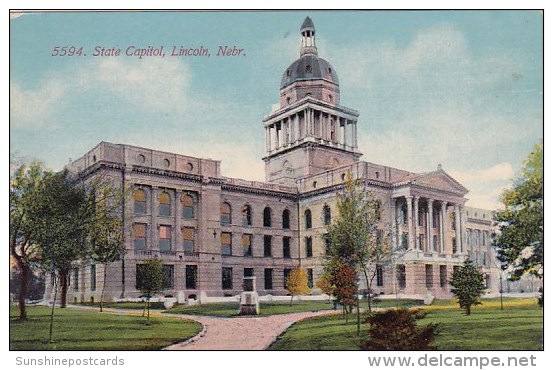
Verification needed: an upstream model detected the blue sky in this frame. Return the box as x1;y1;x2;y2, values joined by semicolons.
10;10;543;209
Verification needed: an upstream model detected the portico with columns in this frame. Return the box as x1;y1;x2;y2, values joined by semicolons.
389;167;469;298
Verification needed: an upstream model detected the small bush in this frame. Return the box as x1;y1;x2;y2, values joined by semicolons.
538;287;543;308
360;308;438;350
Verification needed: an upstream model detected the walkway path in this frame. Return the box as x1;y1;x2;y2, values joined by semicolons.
163;310;336;350
67;304;338;350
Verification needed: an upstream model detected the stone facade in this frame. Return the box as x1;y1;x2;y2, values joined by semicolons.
45;17;499;304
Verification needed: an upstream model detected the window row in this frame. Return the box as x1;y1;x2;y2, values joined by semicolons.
221;232;292;258
136;264;198;290
133;223;195;252
70;265;97;292
222;267;314;290
302;205;331;230
220;203;291;228
133;189;197;219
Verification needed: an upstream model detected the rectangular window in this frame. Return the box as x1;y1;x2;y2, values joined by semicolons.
263;235;272;257
244;268;254;278
401;232;408;250
453;265;460;277
264;268;273;290
182;227;195;253
418;211;425;226
401;205;407;225
324;234;332;255
305;237;313;258
432;211;438;228
397;265;406;290
452;237;457;254
221;232;232;256
376;264;384;287
284;268;292;288
307;268;314;289
90;265;96;291
283;237;291;258
483;252;488;266
159;225;172;251
134;200;146;214
73;268;79;291
242;234;253;257
425;264;433;288
419;234;425;251
136;264;146;291
432;235;438;252
185;265;197;289
162;265;174;289
439;265;447;287
222;267;233;290
133;223;147;250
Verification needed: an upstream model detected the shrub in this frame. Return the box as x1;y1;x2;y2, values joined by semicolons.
360;308;438;350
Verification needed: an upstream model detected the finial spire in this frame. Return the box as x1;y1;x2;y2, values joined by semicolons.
300;17;317;56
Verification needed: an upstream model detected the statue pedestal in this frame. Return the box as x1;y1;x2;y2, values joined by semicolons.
239;276;259;315
239;291;259;315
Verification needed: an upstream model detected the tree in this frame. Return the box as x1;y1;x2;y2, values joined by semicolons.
493;143;543;281
88;182;125;312
360;309;438;350
325;171;390;313
136;257;164;323
286;268;311;305
9;162;50;320
38;170;91;308
316;270;335;302
331;262;357;322
450;259;486;315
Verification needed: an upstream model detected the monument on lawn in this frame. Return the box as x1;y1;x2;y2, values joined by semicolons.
239;276;260;315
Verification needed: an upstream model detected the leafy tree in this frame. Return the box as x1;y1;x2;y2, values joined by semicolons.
286;268;311;305
450;259;486;315
493;142;543;280
9;162;50;320
136;257;164;323
325;171;390;313
361;309;438;350
88;182;125;312
331;262;357;322
38;170;91;308
316;270;335;301
10;267;45;302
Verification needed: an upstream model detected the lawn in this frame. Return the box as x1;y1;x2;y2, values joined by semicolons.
268;298;543;350
166;298;422;317
10;306;202;350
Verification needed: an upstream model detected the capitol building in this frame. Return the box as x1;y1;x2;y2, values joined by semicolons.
45;17;500;303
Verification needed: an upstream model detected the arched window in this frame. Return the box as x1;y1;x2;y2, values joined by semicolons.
282;209;290;229
375;199;382;221
323;205;331;225
304;209;312;229
181;193;196;219
263;207;272;227
241;205;252;226
221;202;232;225
158;191;171;217
133;189;146;214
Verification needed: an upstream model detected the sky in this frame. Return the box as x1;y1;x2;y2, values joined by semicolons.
9;10;543;210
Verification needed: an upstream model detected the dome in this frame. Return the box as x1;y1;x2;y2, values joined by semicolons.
280;54;339;89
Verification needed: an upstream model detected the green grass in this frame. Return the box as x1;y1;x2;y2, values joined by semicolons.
268;299;543;350
10;306;202;350
166;298;422;317
80;301;166;310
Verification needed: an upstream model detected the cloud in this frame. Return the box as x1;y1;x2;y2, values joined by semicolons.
450;162;515;184
10;58;191;128
10;80;67;128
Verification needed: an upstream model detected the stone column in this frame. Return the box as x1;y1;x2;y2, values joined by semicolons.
391;197;397;250
151;187;158;251
427;199;433;252
406;196;414;250
265;127;270;152
414;196;420;250
176;190;183;252
440;201;447;254
458;205;467;253
353;121;358;148
396;198;402;249
294;114;300;141
455;204;463;254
